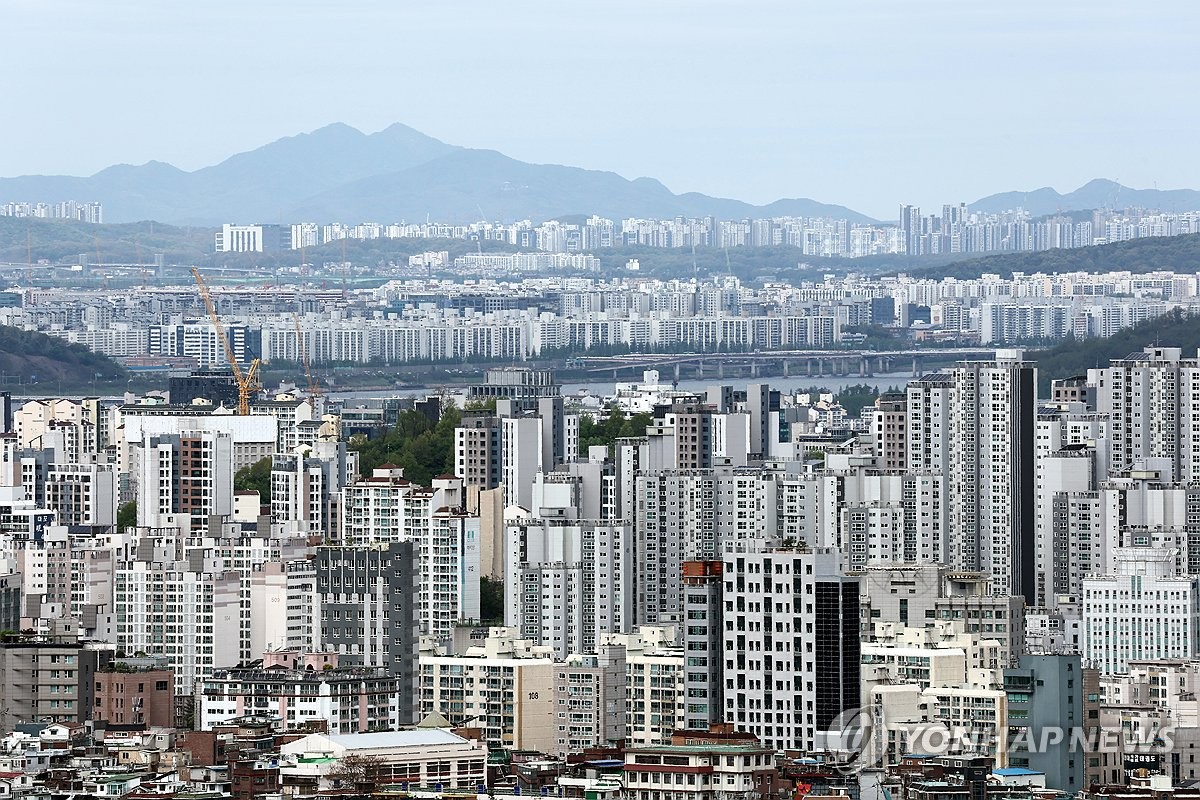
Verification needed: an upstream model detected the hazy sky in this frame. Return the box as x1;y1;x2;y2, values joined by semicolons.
2;0;1197;218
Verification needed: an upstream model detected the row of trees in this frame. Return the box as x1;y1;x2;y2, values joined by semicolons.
908;232;1200;281
578;407;653;452
1031;307;1200;392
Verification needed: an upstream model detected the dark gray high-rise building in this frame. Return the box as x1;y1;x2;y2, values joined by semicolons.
0;391;12;434
0;572;21;634
315;543;419;724
0;632;110;733
168;370;240;408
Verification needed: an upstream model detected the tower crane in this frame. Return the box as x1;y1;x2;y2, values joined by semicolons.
191;267;261;415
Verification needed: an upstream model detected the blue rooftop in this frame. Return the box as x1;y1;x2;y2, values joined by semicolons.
994;768;1044;776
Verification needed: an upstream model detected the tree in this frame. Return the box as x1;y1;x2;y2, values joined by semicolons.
480;577;504;623
833;383;881;417
116;501;137;533
327;753;384;793
464;397;497;412
233;457;273;503
351;401;463;486
1031;307;1200;393
579;407;653;452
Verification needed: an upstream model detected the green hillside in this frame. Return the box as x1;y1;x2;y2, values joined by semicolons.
907;233;1200;280
1031;308;1200;391
0;324;126;386
0;215;213;265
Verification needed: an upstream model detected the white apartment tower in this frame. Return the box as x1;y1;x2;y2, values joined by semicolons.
505;517;631;658
339;468;480;639
114;556;242;694
136;432;235;530
720;548;861;753
1101;347;1200;481
941;351;1038;602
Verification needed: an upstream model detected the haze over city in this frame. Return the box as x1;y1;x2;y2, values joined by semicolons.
3;0;1199;217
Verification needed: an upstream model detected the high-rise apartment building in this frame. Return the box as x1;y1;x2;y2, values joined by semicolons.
315;542;419;724
857;562;1025;664
1101;347;1200;481
248;559;318;656
269;440;352;536
136;432;235;530
619;626;688;747
720;549;860;753
418;627;555;752
942;351;1038;601
646;400;715;471
551;644;626;758
681;560;724;731
114;554;241;695
871;391;908;472
454;412;501;491
506;517;631;658
339;470;480;639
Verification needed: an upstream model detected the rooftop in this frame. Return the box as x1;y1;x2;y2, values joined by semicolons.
626;743;770;754
327;729;471;749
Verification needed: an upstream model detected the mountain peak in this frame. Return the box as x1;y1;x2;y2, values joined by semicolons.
972;179;1200;216
368;122;452;149
313;121;362;134
92;160;187;179
1078;177;1124;190
0;122;873;225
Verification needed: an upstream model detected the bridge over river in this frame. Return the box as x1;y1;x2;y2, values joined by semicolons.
571;347;1003;381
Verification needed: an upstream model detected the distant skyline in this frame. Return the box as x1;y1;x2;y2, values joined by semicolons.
3;1;1198;219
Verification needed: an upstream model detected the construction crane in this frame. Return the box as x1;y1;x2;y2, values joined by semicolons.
293;312;321;400
192;267;261;415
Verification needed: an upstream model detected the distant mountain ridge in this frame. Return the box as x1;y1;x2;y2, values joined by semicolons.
0;123;873;225
970;178;1200;216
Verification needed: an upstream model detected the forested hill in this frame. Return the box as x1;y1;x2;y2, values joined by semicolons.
0;324;126;384
904;233;1200;280
1031;308;1200;391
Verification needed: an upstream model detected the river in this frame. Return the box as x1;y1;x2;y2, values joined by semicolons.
325;371;916;403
